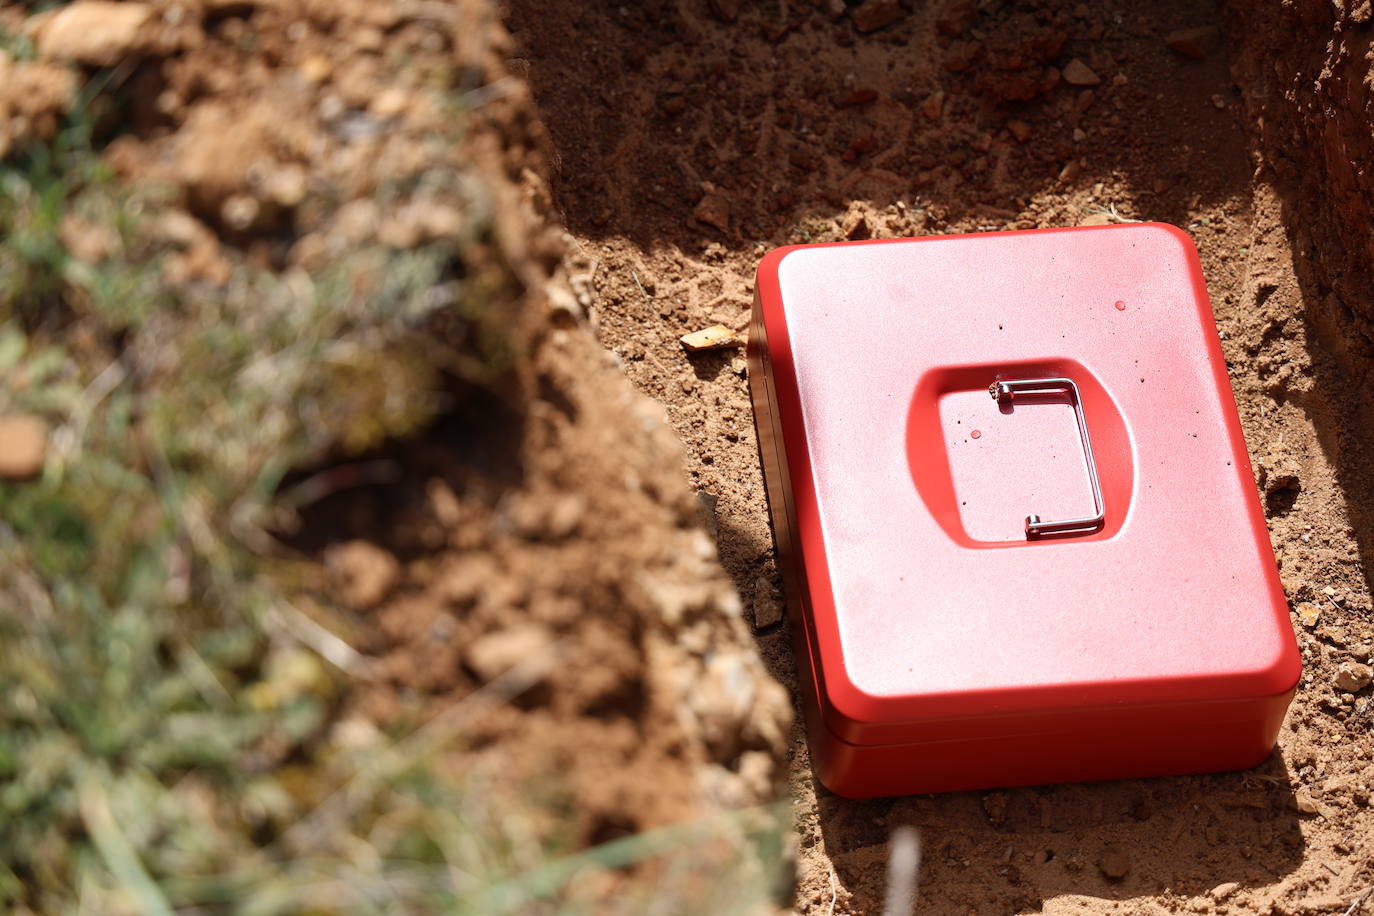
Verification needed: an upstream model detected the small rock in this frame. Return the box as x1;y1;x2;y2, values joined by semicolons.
1211;94;1227;110
58;215;120;264
1210;881;1240;900
936;0;977;35
944;40;978;72
298;55;333;85
681;324;743;351
370;87;410;119
692;192;731;233
1008;120;1032;143
921;91;945;120
1165;26;1221;60
36;1;151;66
709;0;742;22
1293;786;1327;816
465;623;554;683
261;164;308;208
1335;662;1372;693
221;194;262;232
1062;59;1101;87
841;209;870;240
851;0;902;33
325;540;400;610
0;414;48;480
982;791;1008;825
1072;126;1087;142
1259;454;1300;494
838;88;878;106
1296;602;1322;627
1098;846;1131;880
825;0;848;18
752;577;783;630
1058;160;1082;182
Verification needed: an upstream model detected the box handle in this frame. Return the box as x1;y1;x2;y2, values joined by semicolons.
988;377;1106;538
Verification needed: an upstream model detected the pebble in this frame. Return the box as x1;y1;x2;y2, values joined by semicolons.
1072;127;1087;142
1210;881;1240;900
324;540;400;610
36;1;151;66
465;623;554;683
1296;603;1322;627
935;0;978;36
298;55;333;85
1098;846;1131;879
692;193;732;234
680;325;742;351
370;87;410;119
1165;26;1221;60
0;414;48;480
838;88;878;106
851;0;903;33
982;791;1008;824
1260;454;1300;494
58;215;120;264
1008;120;1032;143
1211;94;1227;110
752;577;783;630
709;0;742;23
921;91;945;120
1335;662;1372;693
1062;59;1101;87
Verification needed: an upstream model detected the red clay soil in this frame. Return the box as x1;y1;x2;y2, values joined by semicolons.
504;0;1374;913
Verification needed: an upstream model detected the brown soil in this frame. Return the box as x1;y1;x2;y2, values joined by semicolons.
2;0;791;905
504;0;1374;913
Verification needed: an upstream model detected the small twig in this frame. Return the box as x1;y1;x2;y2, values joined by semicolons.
631;269;653;300
1324;860;1342;877
51;355;128;469
457;77;517;109
1345;886;1374;916
266;601;376;679
277;459;401;510
882;826;922;916
79;778;175;916
826;865;837;916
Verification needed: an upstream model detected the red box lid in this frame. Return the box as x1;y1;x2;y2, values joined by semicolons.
753;224;1300;748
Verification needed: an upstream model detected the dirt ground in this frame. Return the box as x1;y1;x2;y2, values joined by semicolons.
0;1;793;909
503;0;1374;913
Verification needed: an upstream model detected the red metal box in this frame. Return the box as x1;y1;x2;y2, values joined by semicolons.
747;224;1300;798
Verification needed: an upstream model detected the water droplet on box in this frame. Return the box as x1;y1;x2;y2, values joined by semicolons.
1114;300;1126;311
970;429;982;439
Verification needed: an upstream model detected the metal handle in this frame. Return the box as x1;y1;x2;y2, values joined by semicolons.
988;378;1105;538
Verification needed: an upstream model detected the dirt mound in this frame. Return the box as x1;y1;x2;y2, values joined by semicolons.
1227;2;1374;376
507;0;1374;912
0;0;787;910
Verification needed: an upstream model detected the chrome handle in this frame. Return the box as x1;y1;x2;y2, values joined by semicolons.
988;378;1105;538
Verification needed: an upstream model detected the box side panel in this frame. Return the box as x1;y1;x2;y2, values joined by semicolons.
812;688;1295;799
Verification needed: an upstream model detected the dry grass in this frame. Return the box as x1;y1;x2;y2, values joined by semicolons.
0;56;786;916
